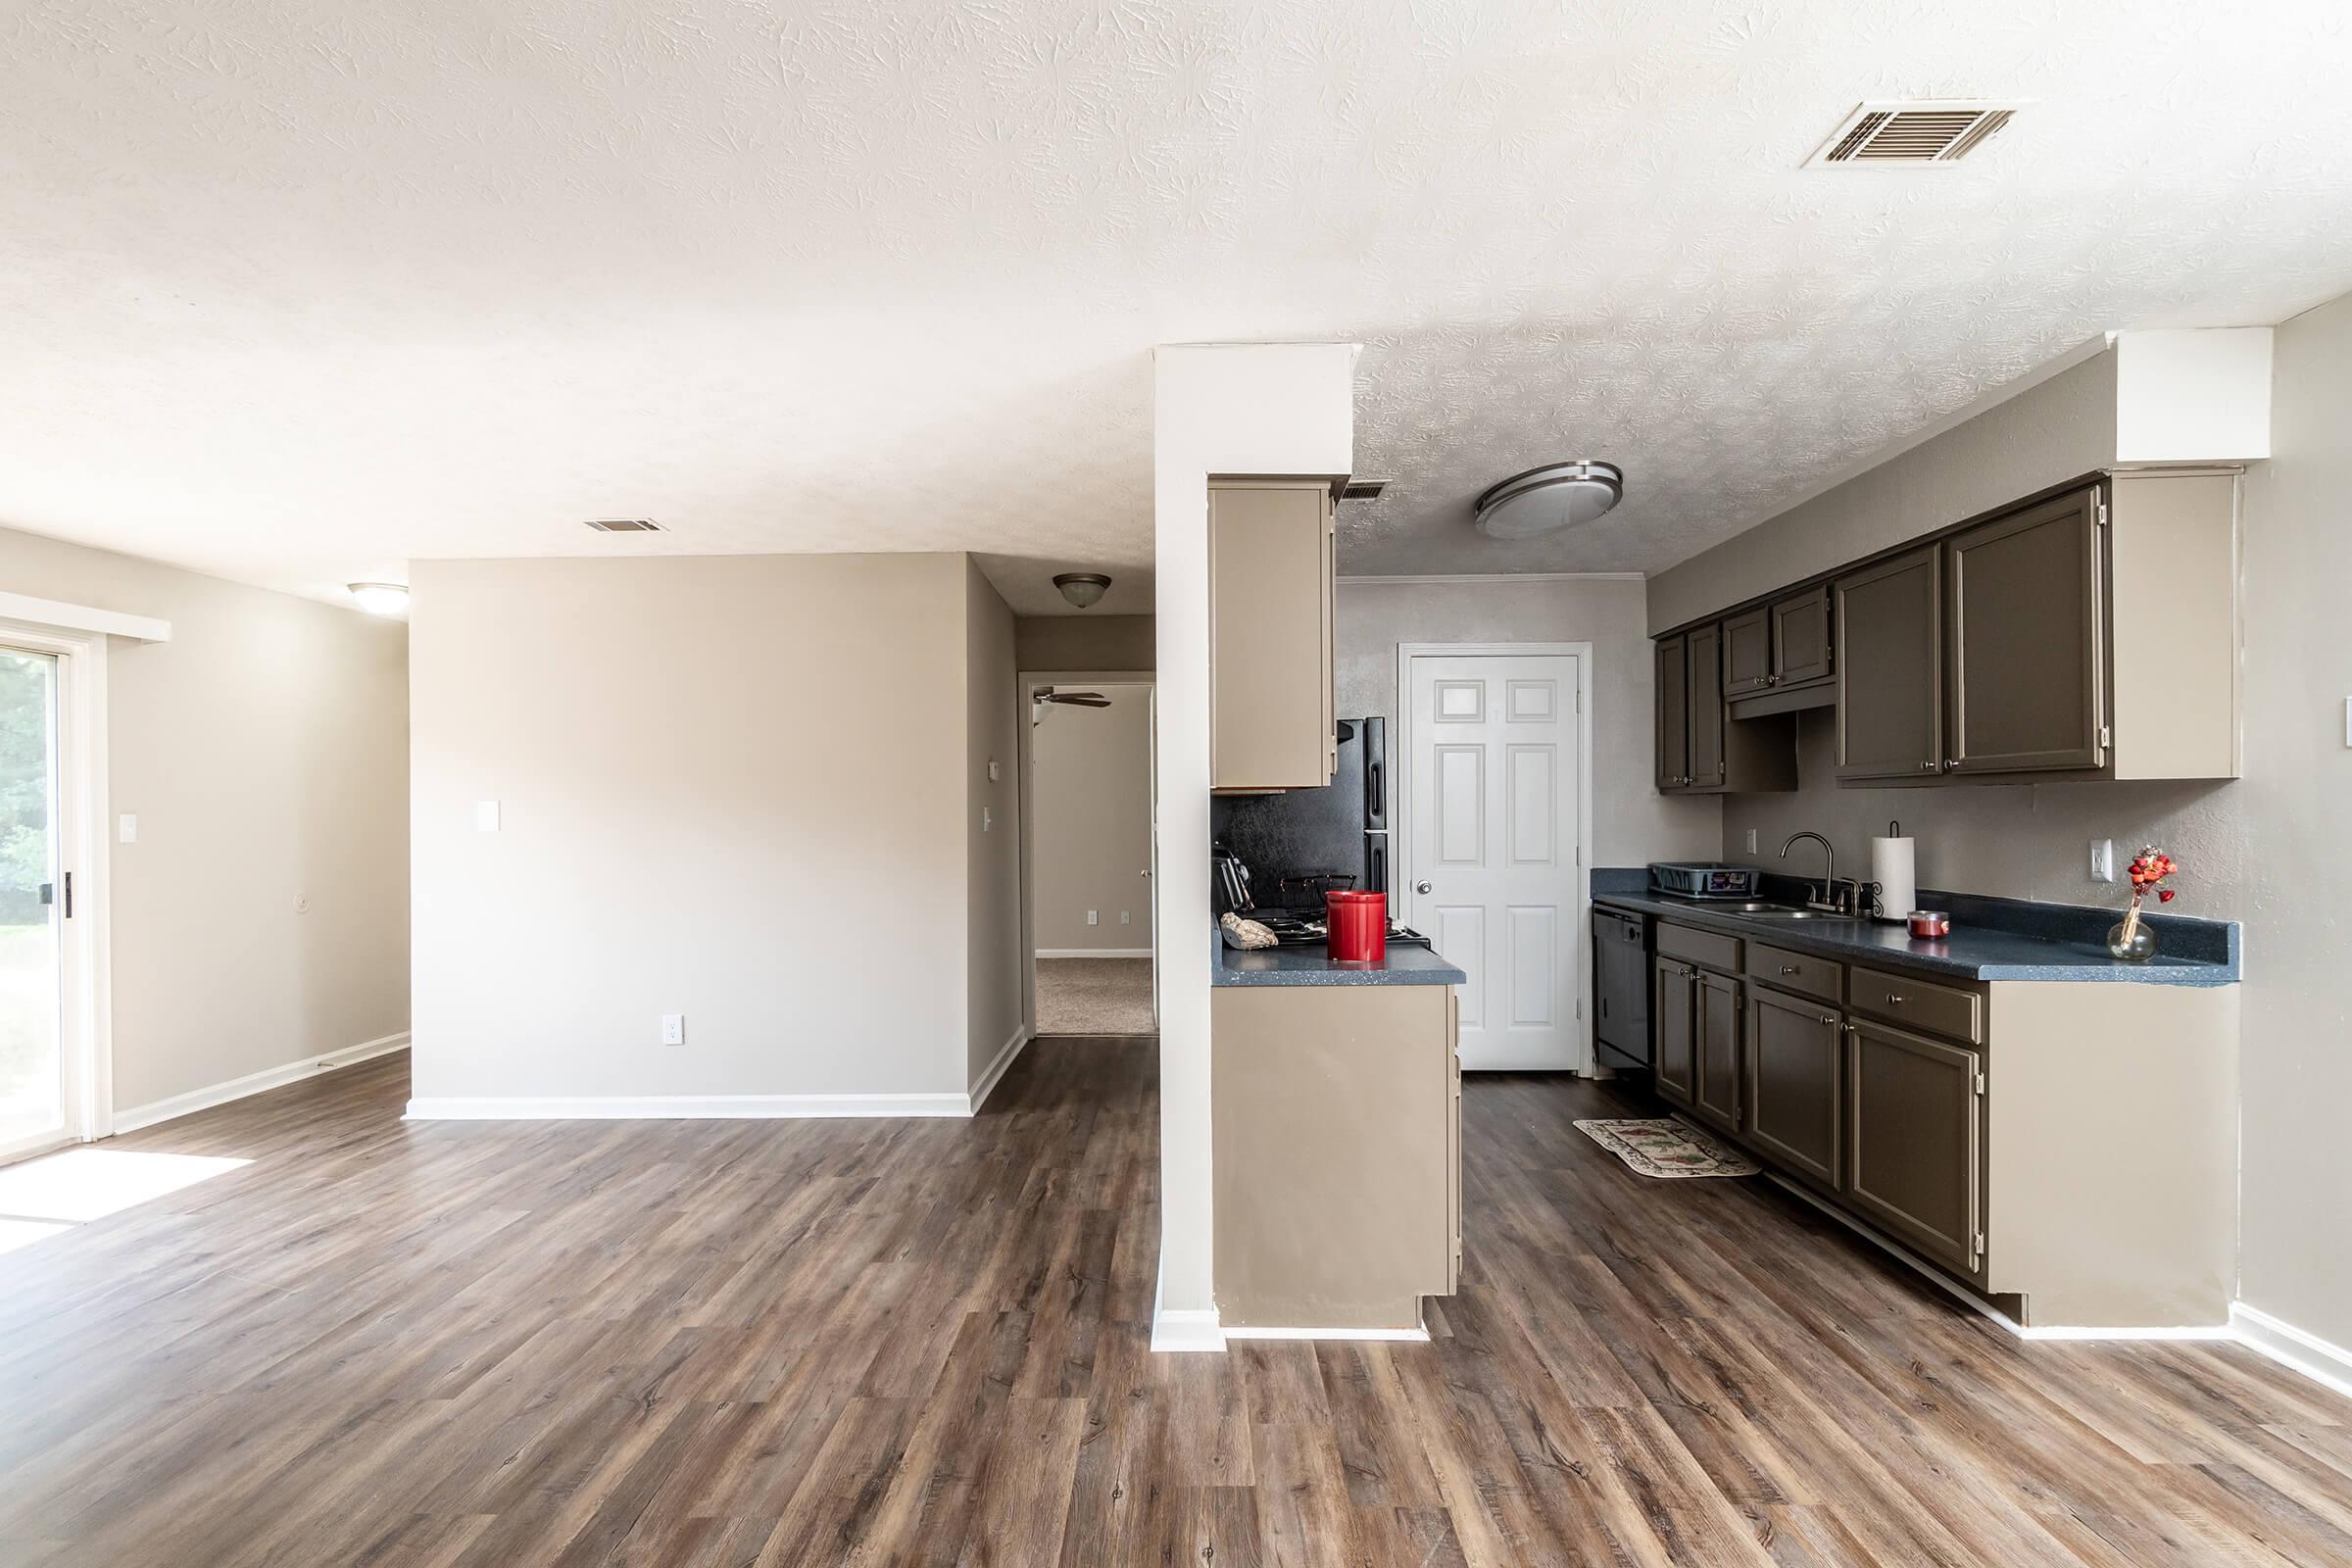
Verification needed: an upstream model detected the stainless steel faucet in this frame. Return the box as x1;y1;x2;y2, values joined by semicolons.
1780;831;1856;915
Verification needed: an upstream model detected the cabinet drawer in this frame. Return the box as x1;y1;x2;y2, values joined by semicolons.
1656;921;1740;974
1847;964;1982;1044
1744;942;1842;1006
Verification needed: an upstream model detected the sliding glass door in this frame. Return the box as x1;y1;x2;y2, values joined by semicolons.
0;649;66;1160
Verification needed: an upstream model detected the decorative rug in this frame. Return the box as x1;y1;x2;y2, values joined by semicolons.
1574;1118;1761;1179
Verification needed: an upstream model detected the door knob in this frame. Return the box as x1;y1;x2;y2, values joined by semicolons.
1415;880;1433;895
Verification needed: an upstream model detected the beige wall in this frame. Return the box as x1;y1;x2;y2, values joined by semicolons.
2238;290;2352;1350
963;561;1023;1087
1015;613;1154;672
1335;578;1719;867
409;553;1004;1103
0;525;410;1112
1647;351;2121;633
1031;683;1152;953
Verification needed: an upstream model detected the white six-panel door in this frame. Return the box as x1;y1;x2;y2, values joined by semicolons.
1404;653;1585;1071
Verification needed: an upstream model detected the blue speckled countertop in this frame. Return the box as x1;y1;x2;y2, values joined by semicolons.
1591;876;2239;987
1210;921;1468;987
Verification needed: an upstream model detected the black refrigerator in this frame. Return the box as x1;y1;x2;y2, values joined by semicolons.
1209;717;1388;914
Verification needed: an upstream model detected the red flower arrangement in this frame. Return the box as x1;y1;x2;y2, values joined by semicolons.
2113;846;2180;957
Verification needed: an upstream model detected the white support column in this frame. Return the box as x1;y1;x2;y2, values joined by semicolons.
1151;342;1358;1352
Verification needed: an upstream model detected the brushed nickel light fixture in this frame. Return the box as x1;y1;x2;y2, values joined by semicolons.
1053;571;1111;609
1472;460;1624;539
346;581;410;615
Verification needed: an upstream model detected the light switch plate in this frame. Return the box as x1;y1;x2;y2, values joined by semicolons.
118;813;137;844
988;760;1000;782
2089;839;2116;882
475;800;501;833
1744;828;1758;854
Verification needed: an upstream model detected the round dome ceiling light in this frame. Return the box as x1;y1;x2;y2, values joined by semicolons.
1472;460;1624;540
1053;572;1111;610
346;581;410;615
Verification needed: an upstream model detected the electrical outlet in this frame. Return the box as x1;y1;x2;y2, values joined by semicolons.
1119;910;1131;925
118;813;137;844
1086;909;1099;926
662;1014;685;1046
475;800;501;833
988;759;1001;782
982;806;993;831
2089;839;2116;883
1744;828;1758;854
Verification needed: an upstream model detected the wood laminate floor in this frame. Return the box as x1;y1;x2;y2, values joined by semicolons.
2;1043;2347;1566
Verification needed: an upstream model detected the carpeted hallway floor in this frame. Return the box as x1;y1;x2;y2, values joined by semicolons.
1034;956;1153;1035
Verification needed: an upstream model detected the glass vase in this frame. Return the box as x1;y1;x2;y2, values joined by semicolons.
2105;911;2158;962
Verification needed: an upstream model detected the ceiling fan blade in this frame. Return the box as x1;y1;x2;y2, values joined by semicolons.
1055;693;1112;707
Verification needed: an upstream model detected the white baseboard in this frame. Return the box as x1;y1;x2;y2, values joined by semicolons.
2231;1301;2352;1399
1151;1267;1227;1352
967;1025;1032;1114
404;1091;971;1121
114;1031;412;1134
1035;948;1152;959
1223;1323;1430;1343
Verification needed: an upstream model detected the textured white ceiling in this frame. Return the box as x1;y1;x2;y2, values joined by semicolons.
6;2;2351;614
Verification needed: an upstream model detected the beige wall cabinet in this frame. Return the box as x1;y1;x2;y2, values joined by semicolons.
1210;480;1336;791
1211;982;1459;1331
1946;487;2106;775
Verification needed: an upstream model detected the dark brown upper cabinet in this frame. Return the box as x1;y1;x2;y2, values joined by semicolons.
1946;487;2104;775
1654;634;1690;790
1686;622;1725;790
1772;585;1834;688
1722;607;1773;696
1835;543;1944;781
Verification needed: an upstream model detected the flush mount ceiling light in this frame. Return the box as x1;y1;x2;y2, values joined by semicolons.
346;581;410;615
1472;461;1624;540
1053;571;1111;610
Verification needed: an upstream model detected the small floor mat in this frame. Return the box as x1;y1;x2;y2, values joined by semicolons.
1574;1118;1761;1179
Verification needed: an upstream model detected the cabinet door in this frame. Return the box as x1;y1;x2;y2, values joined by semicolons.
1835;544;1943;781
1722;608;1773;696
1746;988;1842;1190
1686;622;1725;790
1947;486;2105;775
1772;585;1834;688
1654;635;1690;790
1592;912;1650;1062
1692;969;1742;1133
1210;483;1336;790
1447;989;1462;1293
1844;1017;1983;1278
1652;956;1695;1106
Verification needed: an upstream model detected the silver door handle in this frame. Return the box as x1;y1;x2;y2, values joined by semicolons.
1414;880;1433;895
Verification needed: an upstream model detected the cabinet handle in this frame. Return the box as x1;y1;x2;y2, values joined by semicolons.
1779;964;1799;975
1942;760;1957;772
1819;1014;1837;1026
1886;992;1904;1004
1918;760;1937;772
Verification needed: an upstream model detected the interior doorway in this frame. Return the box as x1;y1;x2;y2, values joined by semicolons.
1019;671;1155;1038
1395;643;1593;1073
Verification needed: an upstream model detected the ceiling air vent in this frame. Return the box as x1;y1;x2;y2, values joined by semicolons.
1807;101;2022;167
1339;480;1388;501
583;518;664;532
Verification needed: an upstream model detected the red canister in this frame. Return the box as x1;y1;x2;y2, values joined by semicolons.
1326;890;1387;962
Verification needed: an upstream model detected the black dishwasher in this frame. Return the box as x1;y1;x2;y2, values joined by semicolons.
1592;907;1652;1071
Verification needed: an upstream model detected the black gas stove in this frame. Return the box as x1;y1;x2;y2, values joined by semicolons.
1243;909;1434;950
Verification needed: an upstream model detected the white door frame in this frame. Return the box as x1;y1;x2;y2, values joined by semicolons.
1393;642;1594;1074
0;618;114;1162
1017;669;1157;1036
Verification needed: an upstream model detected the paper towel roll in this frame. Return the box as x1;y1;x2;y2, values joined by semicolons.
1871;832;1917;922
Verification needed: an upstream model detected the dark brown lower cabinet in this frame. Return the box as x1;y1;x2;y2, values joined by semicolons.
1743;988;1843;1191
1652;956;1696;1106
1692;969;1742;1134
1844;1016;1984;1279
